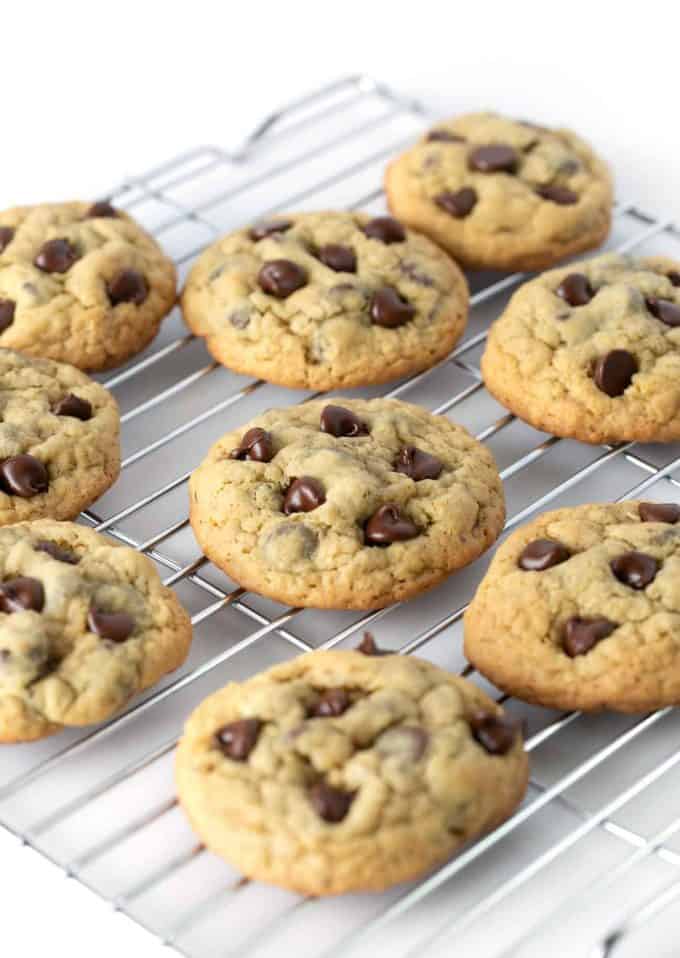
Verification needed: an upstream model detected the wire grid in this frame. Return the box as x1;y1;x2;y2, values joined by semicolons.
1;75;680;958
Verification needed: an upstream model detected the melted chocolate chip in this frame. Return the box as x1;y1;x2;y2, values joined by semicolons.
370;287;415;328
309;783;355;823
0;299;15;333
0;577;44;614
469;144;518;174
469;711;517;755
435;187;478;218
639;502;680;524
394;446;443;481
230;427;274;462
376;726;429;761
0;455;48;498
107;269;149;306
283;477;325;514
87;608;135;641
668;271;680;288
536;185;578;205
54;394;92;421
0;226;14;253
399;262;434;287
646;297;680;327
88;200;118;218
215;718;262;760
557;273;594;307
34;238;79;273
362;217;406;244
317;243;357;273
258;259;307;298
518;538;570;571
611;551;659;590
34;540;80;564
563;616;617;657
356;632;391;656
364;503;420;546
308;688;351;718
249;219;292;241
426;129;466;143
593;350;637;397
320;405;367;437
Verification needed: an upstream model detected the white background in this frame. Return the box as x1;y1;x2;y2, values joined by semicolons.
3;1;680;955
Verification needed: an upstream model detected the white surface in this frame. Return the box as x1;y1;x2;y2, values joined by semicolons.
3;2;680;957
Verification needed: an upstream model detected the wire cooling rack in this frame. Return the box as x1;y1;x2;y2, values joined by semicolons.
2;75;680;958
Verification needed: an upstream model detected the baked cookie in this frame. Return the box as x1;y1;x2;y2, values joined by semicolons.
386;112;612;271
189;398;505;609
0;201;176;370
465;501;680;713
482;254;680;444
176;648;528;895
181;210;468;390
0;519;192;742
0;348;120;525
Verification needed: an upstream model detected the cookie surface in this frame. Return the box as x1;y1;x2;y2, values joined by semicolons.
176;648;528;895
482;254;680;443
0;519;192;742
0;201;176;370
0;348;120;525
189;398;505;609
386;112;612;271
465;501;680;713
181;210;468;390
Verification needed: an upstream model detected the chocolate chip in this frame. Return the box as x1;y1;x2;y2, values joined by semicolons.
317;244;356;273
469;711;517;755
646;297;680;327
376;726;429;761
229;308;251;329
258;259;307;298
535;185;578;205
518;538;570;571
54;394;92;421
309;783;355;823
0;455;48;498
34;238;79;273
215;718;262;760
370;287;415;328
611;551;659;590
88;200;118;218
261;522;318;567
394;446;443;481
0;577;44;614
469;145;518;174
249;219;292;241
308;688;351;718
399;262;434;287
87;608;135;641
0;299;15;333
426;129;466;143
107;269;149;306
557;273;594;307
283;476;325;514
563;616;617;657
639;502;680;524
230;427;274;462
34;540;79;564
356;632;391;656
362;217;406;244
0;226;14;254
593;350;637;397
669;271;680;288
364;503;420;546
435;187;478;218
320;405;367;437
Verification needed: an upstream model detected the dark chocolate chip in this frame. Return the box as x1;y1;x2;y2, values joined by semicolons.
107;269;149;306
317;243;357;273
556;273;594;307
518;538;570;571
0;299;15;333
399;262;434;287
229;308;251;329
87;608;135;642
362;217;406;244
320;405;368;437
535;185;578;205
593;350;637;397
0;577;44;614
469;144;518;174
469;711;517;755
563;616;617;657
370;287;415;328
258;259;307;298
249;219;292;241
88;200;118;218
394;446;443;481
435;187;478;218
308;688;351;718
309;782;355;823
639;502;680;524
356;632;391;656
283;477;325;514
215;718;262;760
34;238;79;273
34;540;79;564
230;427;274;462
0;455;48;498
610;551;659;590
646;297;680;328
668;271;680;288
364;503;420;546
0;226;14;254
426;129;466;143
54;394;92;421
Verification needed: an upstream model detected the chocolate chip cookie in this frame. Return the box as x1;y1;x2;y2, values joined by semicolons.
181;211;468;390
0;201;176;370
386;112;612;271
176;648;528;895
482;253;680;443
189;398;505;609
0;519;192;742
465;501;680;713
0;348;120;525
